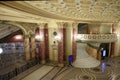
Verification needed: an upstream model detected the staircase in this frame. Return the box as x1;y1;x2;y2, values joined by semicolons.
73;43;100;68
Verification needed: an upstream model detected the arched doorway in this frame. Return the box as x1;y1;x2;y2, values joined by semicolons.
0;22;34;80
0;23;26;68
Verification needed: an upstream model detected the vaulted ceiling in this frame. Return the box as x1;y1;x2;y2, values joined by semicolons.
0;0;120;23
0;23;20;39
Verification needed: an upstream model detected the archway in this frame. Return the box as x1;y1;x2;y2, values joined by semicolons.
0;22;26;67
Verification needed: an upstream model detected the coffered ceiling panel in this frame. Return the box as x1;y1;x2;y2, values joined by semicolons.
0;0;120;23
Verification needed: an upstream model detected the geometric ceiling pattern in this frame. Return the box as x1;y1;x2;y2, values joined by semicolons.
0;0;120;23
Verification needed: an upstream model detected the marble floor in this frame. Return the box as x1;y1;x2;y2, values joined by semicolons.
11;56;120;80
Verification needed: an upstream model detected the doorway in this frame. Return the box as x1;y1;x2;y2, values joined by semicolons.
100;43;109;59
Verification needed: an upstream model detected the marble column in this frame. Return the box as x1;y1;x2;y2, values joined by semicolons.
31;33;36;59
39;23;46;64
57;22;65;67
40;41;45;64
24;34;30;61
44;27;49;61
72;23;78;61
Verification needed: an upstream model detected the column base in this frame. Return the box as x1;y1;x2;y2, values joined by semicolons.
41;60;46;64
58;63;64;67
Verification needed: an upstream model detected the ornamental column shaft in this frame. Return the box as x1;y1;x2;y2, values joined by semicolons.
44;27;49;60
31;34;36;59
57;22;66;67
72;23;78;61
39;23;46;64
24;34;30;61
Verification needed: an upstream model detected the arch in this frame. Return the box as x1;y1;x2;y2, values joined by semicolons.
5;21;27;35
28;30;34;35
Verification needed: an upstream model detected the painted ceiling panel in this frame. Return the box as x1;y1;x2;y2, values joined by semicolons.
0;0;119;23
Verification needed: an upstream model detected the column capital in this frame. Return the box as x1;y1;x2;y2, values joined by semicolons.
24;34;30;38
38;23;47;29
72;22;79;28
30;33;35;38
57;22;65;28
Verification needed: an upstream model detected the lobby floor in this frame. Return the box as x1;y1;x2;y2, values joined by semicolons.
11;56;120;80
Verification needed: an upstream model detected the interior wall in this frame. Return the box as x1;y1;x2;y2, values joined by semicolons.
88;23;112;34
99;23;112;34
88;23;101;34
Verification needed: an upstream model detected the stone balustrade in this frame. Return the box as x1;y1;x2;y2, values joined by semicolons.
76;34;117;43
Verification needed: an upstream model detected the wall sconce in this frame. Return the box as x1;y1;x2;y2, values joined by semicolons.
54;35;61;42
53;31;61;43
35;34;43;41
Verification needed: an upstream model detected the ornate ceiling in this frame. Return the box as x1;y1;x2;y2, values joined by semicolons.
0;0;120;23
0;23;20;39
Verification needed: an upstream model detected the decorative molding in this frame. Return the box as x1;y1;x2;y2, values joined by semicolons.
72;22;79;28
57;22;66;28
38;23;47;29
